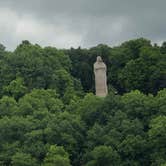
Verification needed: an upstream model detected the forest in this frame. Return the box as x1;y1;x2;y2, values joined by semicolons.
0;38;166;166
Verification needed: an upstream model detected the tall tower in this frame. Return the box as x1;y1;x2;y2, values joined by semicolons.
94;56;108;97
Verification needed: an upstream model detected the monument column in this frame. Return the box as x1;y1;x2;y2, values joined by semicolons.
94;56;108;97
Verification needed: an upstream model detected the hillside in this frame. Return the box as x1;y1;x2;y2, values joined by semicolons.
0;38;166;166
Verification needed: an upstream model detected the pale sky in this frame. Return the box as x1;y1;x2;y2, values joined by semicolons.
0;0;166;50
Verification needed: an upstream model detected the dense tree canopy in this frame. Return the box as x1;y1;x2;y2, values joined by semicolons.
0;38;165;165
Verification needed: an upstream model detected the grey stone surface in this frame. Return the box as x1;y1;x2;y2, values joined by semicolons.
94;56;108;97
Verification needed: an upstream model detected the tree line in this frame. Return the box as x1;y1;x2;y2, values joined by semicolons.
0;38;165;166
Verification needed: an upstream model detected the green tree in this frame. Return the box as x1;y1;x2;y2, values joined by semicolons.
76;93;103;126
120;90;156;125
23;129;48;161
85;145;120;166
0;96;18;117
0;142;20;165
12;152;38;166
18;89;63;116
0;43;5;58
0;116;34;143
119;46;166;94
155;89;166;115
43;145;71;166
149;116;166;165
160;41;166;54
3;77;27;100
45;112;85;165
118;135;148;166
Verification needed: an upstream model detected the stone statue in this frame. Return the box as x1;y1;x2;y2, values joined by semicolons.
94;56;108;97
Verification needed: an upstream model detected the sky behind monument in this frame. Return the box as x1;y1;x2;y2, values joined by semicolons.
0;0;166;50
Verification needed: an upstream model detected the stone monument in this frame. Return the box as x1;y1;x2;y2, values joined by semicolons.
94;56;108;97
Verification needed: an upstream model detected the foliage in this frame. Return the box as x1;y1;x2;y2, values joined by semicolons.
85;145;120;166
12;152;38;166
43;145;71;166
0;39;165;165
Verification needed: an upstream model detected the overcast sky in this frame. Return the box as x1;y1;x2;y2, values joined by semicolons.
0;0;166;50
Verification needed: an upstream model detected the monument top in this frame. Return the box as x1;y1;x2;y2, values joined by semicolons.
97;56;102;62
94;56;106;70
